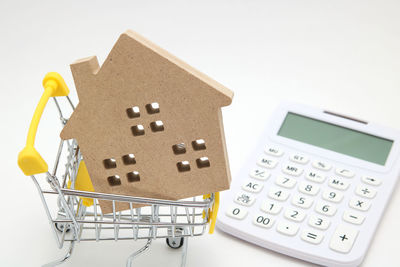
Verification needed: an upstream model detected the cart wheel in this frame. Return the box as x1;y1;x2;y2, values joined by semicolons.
55;222;71;233
166;237;184;249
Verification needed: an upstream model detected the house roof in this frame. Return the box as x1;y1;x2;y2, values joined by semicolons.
123;30;233;105
68;30;233;106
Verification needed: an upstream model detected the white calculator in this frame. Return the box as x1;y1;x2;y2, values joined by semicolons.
217;102;400;267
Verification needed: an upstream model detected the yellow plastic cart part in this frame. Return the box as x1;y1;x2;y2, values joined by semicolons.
68;161;95;207
18;72;69;176
203;192;220;234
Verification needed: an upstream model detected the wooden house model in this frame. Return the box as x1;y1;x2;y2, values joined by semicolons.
60;30;233;213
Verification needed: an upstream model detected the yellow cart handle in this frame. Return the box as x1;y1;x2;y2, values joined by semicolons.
209;192;219;234
18;72;70;176
203;192;220;234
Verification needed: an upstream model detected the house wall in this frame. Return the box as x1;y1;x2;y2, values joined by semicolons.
64;32;232;213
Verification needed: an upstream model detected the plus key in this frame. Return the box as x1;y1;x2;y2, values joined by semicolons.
330;225;359;253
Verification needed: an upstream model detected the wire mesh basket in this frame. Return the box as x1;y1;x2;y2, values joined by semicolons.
18;73;219;267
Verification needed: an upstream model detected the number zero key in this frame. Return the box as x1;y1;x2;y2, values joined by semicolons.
226;206;248;220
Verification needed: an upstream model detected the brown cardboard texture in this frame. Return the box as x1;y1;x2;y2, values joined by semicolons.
60;30;233;213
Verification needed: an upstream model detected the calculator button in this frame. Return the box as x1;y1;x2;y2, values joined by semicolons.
328;177;350;190
242;180;264;193
226;206;248;220
277;221;299;236
335;168;355;178
290;154;309;164
275;176;297;188
284;208;306;222
312;160;332;171
234;192;256;206
292;194;314;209
298;182;320;196
268;187;290;201
305;171;326;183
264;146;284;157
301;229;324;245
322;190;344;203
361;176;382;186
253;214;275;229
329;225;359;253
355;185;377;199
250;168;271;181
315;202;337;216
260;200;282;214
349;197;371;211
282;164;303;176
308;215;330;230
257;157;278;169
343;210;365;225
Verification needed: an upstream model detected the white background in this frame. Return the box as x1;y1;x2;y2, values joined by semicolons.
1;0;399;266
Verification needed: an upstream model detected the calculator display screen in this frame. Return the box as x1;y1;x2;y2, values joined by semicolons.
278;112;393;165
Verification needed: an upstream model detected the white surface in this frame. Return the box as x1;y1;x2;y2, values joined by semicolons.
0;0;399;266
217;103;400;267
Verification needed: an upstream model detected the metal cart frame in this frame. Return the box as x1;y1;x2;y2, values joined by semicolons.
18;73;219;267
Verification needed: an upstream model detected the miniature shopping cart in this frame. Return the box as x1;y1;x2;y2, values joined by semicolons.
17;73;219;267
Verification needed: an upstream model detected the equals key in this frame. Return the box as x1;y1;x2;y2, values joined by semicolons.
307;232;317;239
301;230;324;244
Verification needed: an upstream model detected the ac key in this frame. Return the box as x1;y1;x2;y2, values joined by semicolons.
242;179;264;193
